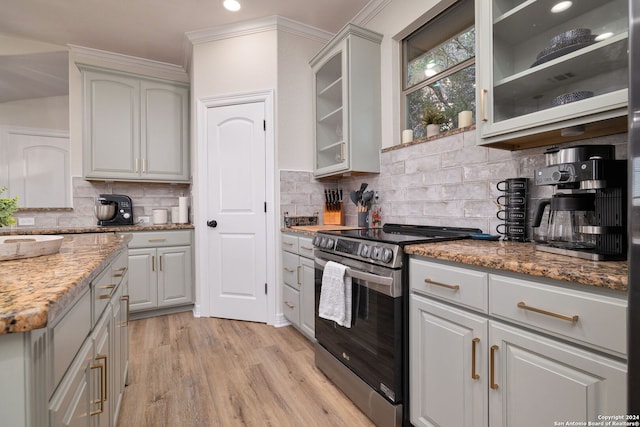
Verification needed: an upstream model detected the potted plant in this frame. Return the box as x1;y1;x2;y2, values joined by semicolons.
0;187;19;227
421;105;447;137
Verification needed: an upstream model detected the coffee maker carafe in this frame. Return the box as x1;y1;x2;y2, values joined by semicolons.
532;145;627;261
95;194;134;226
532;193;597;249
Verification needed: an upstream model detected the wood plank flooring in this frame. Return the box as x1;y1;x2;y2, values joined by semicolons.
117;312;375;427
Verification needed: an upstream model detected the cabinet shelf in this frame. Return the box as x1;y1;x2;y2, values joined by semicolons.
318;77;342;98
318;106;343;124
318;140;345;153
494;33;628;99
494;0;608;45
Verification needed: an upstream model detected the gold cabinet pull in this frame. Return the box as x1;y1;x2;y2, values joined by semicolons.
113;267;127;277
122;295;130;326
152;255;155;272
297;265;301;285
300;245;314;251
490;345;499;390
142;158;147;173
135;158;140;173
284;301;295;309
91;354;108;415
148;238;166;242
284;267;295;273
424;278;460;291
517;301;579;323
340;142;345;161
471;337;480;380
159;255;163;272
481;88;488;122
99;284;116;290
282;241;294;246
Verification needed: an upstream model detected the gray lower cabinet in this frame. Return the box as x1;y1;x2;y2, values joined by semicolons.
281;233;315;339
128;230;193;315
78;64;189;183
409;256;627;427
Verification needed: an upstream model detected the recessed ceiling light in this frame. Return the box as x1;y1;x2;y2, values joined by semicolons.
223;0;241;12
551;1;573;13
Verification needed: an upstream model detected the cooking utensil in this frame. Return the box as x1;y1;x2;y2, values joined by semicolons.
350;191;359;205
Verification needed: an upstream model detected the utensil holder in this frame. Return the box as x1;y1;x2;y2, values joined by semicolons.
324;203;344;225
357;211;369;228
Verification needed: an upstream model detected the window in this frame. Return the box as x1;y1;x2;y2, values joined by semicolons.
402;0;475;139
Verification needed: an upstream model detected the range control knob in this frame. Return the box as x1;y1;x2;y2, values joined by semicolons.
371;246;382;260
381;248;394;263
312;236;322;247
359;244;371;258
322;237;334;249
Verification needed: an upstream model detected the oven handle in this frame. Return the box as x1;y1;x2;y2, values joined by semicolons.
314;258;393;289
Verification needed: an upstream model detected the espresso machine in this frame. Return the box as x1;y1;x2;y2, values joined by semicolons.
95;194;134;226
532;145;627;260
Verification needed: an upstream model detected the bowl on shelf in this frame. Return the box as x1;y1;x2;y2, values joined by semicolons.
551;91;595;107
549;28;593;48
0;235;64;261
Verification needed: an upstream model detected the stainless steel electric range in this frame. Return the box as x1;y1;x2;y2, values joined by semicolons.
313;224;481;427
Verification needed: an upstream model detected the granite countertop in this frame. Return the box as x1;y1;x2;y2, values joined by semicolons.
281;225;362;236
0;233;132;335
405;240;628;292
0;223;194;236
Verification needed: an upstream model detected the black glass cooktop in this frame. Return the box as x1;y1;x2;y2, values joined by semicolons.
319;224;482;245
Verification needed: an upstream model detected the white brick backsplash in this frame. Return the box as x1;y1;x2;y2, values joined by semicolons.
278;133;627;234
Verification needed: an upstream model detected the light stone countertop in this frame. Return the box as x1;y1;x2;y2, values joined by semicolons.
0;233;132;335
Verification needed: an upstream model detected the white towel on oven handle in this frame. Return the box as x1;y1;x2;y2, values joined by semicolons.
318;261;352;328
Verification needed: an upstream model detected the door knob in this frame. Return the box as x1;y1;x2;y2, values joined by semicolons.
207;220;218;228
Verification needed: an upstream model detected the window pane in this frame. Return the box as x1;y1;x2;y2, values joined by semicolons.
405;64;476;139
407;27;475;88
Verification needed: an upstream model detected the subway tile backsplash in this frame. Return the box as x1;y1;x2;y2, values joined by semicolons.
12;177;190;229
280;129;628;236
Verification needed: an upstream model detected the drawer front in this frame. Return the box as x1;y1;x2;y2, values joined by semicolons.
409;258;488;312
112;248;128;284
282;251;299;288
282;234;298;253
283;284;300;326
52;288;91;389
489;274;627;356
128;230;192;248
92;266;118;326
298;236;315;259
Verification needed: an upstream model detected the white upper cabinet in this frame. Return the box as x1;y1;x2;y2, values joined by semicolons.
476;0;628;149
79;65;190;182
310;24;382;178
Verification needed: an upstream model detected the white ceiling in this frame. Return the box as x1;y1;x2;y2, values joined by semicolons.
0;0;371;67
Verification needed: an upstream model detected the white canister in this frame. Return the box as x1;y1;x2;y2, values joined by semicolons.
171;206;180;223
458;110;473;128
401;129;414;144
178;197;188;223
152;209;168;225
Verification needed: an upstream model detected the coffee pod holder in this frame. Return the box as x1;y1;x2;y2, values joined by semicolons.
496;178;528;242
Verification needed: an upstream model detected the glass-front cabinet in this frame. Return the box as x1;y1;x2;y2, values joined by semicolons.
476;0;628;149
310;24;382;178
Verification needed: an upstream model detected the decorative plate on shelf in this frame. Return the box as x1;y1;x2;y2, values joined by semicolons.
551;91;594;107
531;28;598;68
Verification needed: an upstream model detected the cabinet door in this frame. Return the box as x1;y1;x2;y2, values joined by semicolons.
410;293;488;427
128;248;158;312
299;256;316;339
476;0;628;148
140;81;189;181
49;338;93;427
157;246;193;307
488;321;627;427
82;70;140;180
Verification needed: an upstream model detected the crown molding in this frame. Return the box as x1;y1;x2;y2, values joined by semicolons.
186;15;333;46
351;0;392;27
68;44;189;82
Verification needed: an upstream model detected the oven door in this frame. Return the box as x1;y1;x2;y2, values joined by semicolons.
314;253;403;404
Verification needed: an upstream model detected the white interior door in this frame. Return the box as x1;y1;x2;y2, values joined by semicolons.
206;101;267;322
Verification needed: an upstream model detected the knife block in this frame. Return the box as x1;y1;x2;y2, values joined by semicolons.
324;203;344;225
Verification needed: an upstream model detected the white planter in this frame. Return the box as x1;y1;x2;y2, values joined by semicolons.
426;124;441;137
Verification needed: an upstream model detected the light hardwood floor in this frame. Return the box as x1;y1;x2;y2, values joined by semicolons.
117;312;375;427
